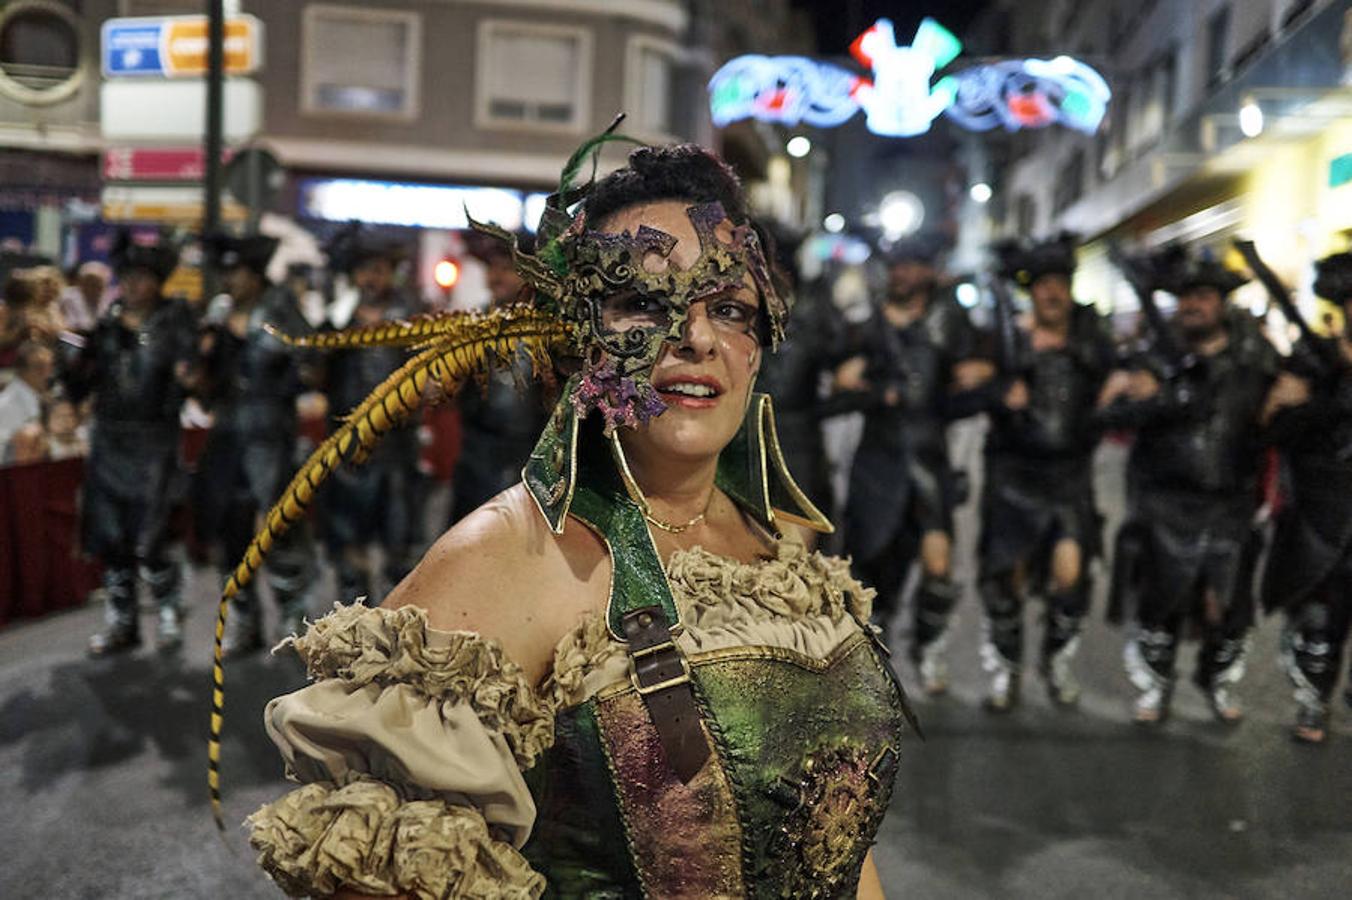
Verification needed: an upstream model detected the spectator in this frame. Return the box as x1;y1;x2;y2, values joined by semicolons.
59;261;113;334
0;340;54;462
44;392;88;460
0;272;62;365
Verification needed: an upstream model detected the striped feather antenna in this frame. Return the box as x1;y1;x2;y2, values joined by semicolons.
208;306;572;833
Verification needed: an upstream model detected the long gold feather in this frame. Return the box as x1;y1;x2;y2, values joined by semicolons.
209;307;571;833
263;305;548;351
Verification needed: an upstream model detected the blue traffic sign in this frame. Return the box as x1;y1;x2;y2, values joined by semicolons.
102;20;167;77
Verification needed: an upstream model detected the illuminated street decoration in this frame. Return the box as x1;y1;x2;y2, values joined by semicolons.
849;18;963;137
708;17;1110;138
709;54;860;129
943;56;1110;134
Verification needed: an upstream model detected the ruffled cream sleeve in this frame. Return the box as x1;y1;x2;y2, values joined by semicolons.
247;603;554;899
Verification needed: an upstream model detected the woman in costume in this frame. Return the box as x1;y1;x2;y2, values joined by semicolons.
218;136;914;898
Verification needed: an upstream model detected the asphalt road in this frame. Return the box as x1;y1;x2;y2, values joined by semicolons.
2;437;1351;899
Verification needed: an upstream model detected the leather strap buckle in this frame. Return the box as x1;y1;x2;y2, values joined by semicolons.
621;605;710;783
630;651;692;695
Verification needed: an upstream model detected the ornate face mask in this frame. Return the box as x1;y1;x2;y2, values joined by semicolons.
473;199;787;435
561;201;782;433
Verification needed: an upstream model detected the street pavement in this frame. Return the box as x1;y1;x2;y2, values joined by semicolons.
3;438;1351;898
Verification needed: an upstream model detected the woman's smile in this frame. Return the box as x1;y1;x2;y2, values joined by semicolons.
653;372;725;409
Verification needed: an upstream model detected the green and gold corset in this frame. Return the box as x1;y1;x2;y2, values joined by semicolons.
528;541;912;898
247;541;913;900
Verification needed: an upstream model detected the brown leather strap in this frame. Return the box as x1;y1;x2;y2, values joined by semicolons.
622;605;710;783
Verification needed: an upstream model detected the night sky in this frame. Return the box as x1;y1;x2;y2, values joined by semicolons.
790;0;992;56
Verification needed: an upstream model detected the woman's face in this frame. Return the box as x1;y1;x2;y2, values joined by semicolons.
602;200;763;464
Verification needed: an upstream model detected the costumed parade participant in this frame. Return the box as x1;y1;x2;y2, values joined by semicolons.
1101;246;1281;724
194;233;318;656
69;230;195;655
977;235;1116;710
1255;248;1352;743
207;133;914;898
447;230;550;525
320;224;426;602
835;235;986;694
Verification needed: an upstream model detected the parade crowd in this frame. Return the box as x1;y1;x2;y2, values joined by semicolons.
1;219;1350;746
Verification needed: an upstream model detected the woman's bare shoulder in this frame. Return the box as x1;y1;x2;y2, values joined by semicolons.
383;483;610;685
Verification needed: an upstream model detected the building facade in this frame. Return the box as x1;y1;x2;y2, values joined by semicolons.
0;0;813;287
964;0;1352;324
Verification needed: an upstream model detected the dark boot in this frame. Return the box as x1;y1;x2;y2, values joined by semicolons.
1040;585;1090;707
911;576;960;695
979;574;1022;710
221;588;265;659
142;561;183;654
88;568;140;657
1125;628;1176;725
1196;635;1248;725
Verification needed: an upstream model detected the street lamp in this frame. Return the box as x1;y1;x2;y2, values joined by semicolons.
1239;97;1263;138
823;212;845;233
878;190;923;238
969;182;992;204
786;135;812;158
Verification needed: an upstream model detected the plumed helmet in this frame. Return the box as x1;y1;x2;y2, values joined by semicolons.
322;221;409;275
1153;244;1249;296
881;232;947;266
1313;251;1352;304
995;231;1078;286
110;228;180;282
206;233;280;276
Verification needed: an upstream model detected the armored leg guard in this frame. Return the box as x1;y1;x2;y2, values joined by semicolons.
88;567;140;657
268;542;315;640
1124;628;1176;724
1040;584;1091;707
140;560;183;653
1195;633;1249;725
911;576;959;695
221;585;265;659
1281;603;1349;743
978;573;1022;711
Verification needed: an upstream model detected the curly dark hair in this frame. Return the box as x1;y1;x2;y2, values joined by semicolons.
581;144;751;227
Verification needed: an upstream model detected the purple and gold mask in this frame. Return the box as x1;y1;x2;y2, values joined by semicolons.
472;199;788;435
559;201;784;434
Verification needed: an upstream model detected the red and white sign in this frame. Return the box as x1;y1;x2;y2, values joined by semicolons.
101;147;235;182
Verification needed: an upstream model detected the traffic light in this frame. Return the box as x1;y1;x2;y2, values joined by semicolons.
433;258;460;290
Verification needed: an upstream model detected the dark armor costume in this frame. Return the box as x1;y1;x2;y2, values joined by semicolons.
1264;252;1352;736
1266;365;1352;721
68;233;194;653
979;302;1115;693
757;288;844;514
843;284;976;656
1104;308;1277;711
449;349;548;523
195;239;317;650
324;287;423;599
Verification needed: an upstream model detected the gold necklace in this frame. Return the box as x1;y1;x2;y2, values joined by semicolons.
642;500;712;534
610;433;715;534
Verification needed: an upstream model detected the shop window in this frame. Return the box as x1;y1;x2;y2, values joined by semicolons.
476;21;591;132
626;37;677;137
302;5;421;119
0;1;82;107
